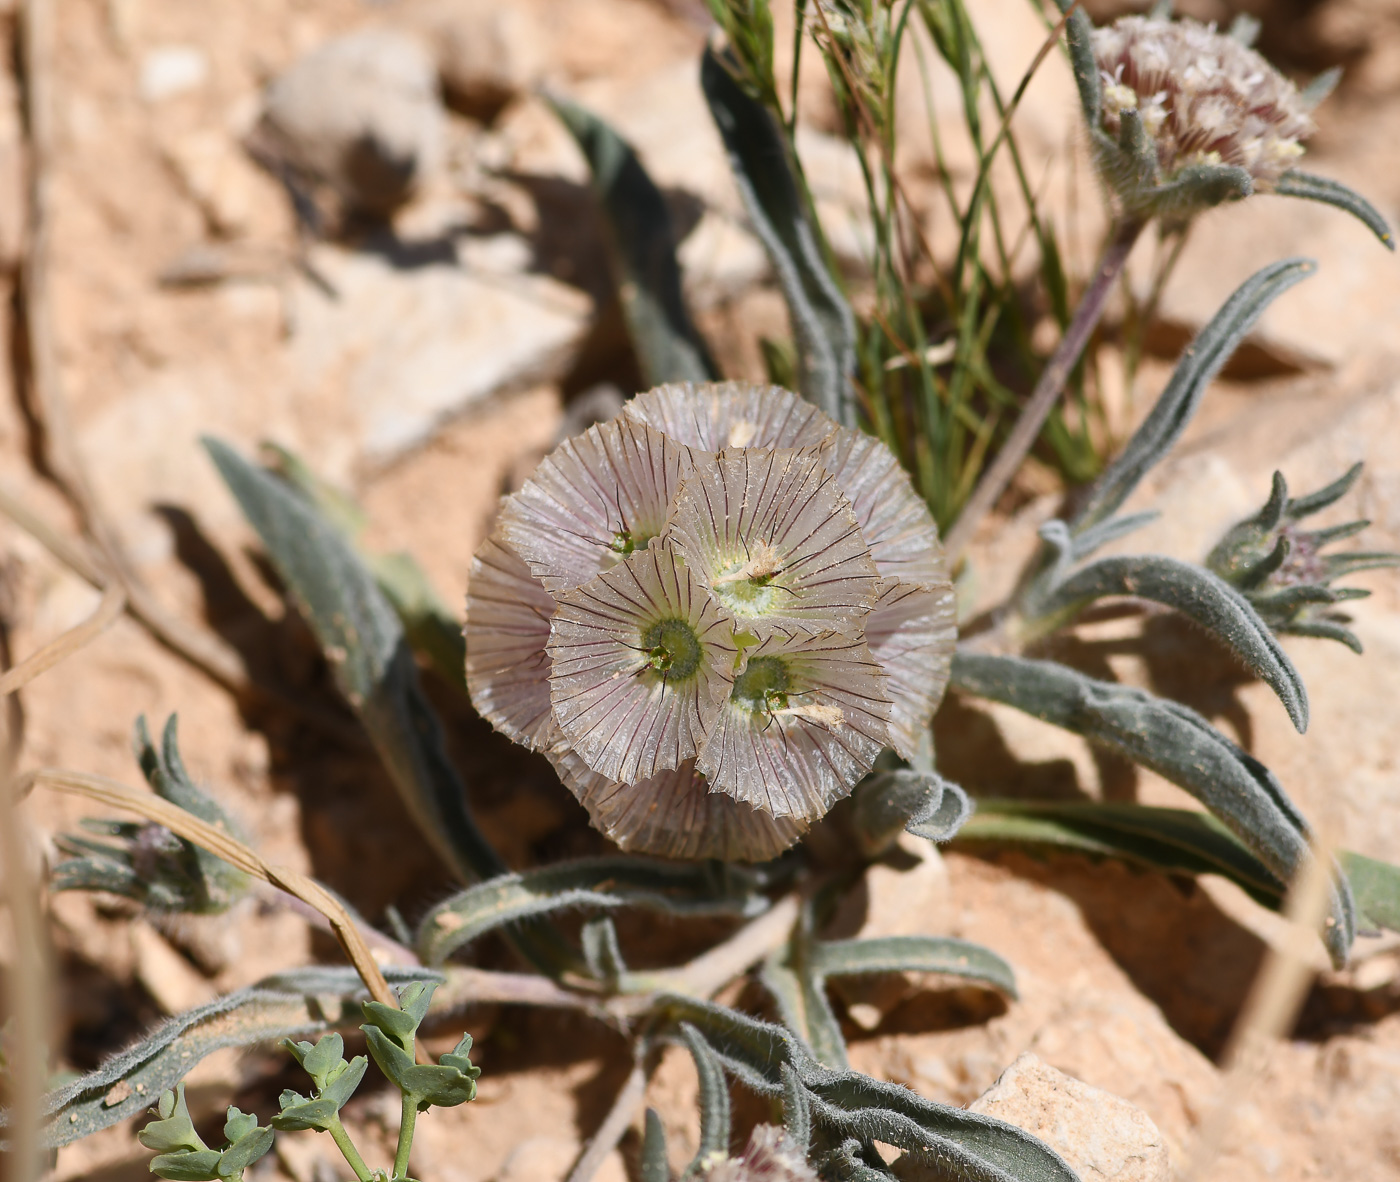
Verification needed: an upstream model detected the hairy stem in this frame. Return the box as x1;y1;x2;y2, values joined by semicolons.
328;1115;374;1182
945;217;1145;560
394;1094;418;1180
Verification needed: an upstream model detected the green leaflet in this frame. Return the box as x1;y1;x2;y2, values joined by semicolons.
653;997;1080;1182
702;46;857;426
51;715;250;913
949;650;1356;967
1071;259;1316;535
1339;851;1400;934
549;95;718;387
11;968;436;1148
416;858;767;965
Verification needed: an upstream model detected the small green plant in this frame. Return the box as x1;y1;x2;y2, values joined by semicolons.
138;981;477;1182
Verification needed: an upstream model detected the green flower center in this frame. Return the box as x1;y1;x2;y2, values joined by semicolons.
711;542;791;618
731;655;791;714
639;617;702;680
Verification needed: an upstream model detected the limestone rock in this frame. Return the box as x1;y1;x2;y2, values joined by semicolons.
969;1053;1171;1182
495;1136;625;1182
405;0;542;121
256;29;444;217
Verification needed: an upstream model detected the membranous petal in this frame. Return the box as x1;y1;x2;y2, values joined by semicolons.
624;381;838;451
667;447;879;633
697;626;892;821
865;578;957;760
551;747;805;862
824;425;950;588
547;541;738;783
497;417;693;594
464;533;555;750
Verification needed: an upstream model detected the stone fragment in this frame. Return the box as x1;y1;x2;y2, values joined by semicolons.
968;1052;1171;1182
140;46;208;103
405;0;542;121
495;1136;626;1182
255;29;444;217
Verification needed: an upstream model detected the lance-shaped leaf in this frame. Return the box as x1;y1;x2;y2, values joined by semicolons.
954;799;1288;909
1051;0;1101;127
678;1022;732;1165
949;650;1355;966
549;95;718;386
1029;532;1310;733
642;1109;669;1182
206;438;505;885
417;857;766;965
762;904;849;1069
702;47;857;426
1275;170;1395;249
810;937;1017;999
1340;851;1400;934
52;716;250;913
18;967;435;1147
653;999;1080;1182
851;768;972;856
1071;259;1315;534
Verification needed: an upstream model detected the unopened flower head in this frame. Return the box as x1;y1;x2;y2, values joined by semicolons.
1090;16;1313;218
465;382;956;861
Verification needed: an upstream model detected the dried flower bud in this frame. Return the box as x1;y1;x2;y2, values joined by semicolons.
702;1125;818;1182
465;382;956;861
1090;16;1312;220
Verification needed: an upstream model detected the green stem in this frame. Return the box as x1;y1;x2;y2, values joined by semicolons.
944;216;1146;561
328;1115;374;1182
393;1094;418;1180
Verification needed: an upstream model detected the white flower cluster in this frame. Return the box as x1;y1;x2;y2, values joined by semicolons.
1093;16;1313;192
465;382;956;862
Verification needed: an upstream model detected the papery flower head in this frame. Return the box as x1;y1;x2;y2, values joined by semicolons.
465;382;956;861
701;1125;818;1182
1094;16;1311;199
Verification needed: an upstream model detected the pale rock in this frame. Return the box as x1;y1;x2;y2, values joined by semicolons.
679;210;769;308
404;0;542;120
287;240;590;467
139;45;208;103
257;29;444;216
968;1053;1171;1182
162;130;264;237
131;919;216;1014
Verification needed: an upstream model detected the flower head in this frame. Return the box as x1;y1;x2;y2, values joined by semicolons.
464;382;956;860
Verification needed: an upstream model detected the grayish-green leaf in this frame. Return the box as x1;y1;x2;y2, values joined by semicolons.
417;858;766;965
1298;67;1341;110
761;904;848;1070
1051;0;1100;127
16;967;434;1147
678;1023;731;1168
550;95;718;387
1029;540;1309;733
953;799;1288;909
642;1109;670;1182
853;770;972;855
1275;170;1395;250
949;650;1355;966
702;46;856;425
581;917;628;989
1072;260;1316;534
810;937;1016;999
781;1062;811;1157
1339;850;1400;934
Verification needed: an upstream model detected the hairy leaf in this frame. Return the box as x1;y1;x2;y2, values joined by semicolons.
702;46;857;425
642;1109;670;1182
1072;259;1315;533
852;769;972;855
679;1023;732;1165
954;800;1288;908
1275;170;1395;249
1340;851;1400;934
949;651;1355;966
15;968;435;1147
551;95;718;387
417;858;766;965
811;937;1017;999
655;997;1079;1182
1030;542;1309;732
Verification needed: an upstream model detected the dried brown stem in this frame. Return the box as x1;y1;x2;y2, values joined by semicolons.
17;766;400;1009
566;1056;649;1182
0;582;124;698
